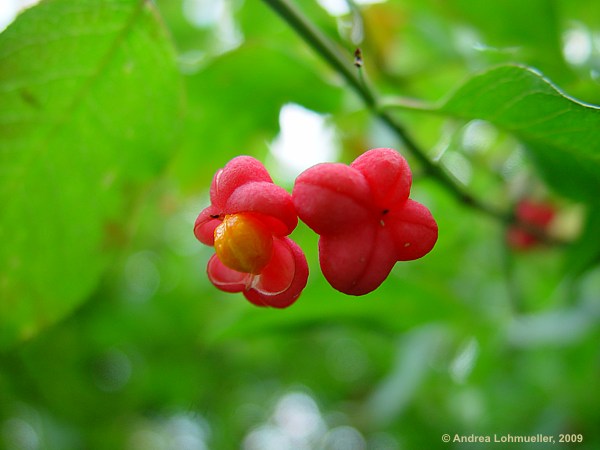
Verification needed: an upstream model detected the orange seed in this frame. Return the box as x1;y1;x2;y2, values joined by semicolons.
214;213;273;274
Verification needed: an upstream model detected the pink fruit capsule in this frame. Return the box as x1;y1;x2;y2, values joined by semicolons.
293;148;438;295
194;156;308;308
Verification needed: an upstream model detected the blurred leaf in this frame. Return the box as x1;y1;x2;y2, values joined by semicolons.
173;42;343;188
204;271;472;344
154;0;215;54
397;65;600;203
564;207;600;278
506;307;598;348
443;0;568;79
238;0;339;46
0;0;183;348
364;324;451;426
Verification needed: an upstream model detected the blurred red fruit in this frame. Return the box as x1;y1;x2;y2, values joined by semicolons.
506;199;556;250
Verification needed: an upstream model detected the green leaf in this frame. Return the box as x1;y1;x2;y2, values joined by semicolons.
398;65;600;203
172;43;343;188
203;271;471;344
443;0;567;79
0;0;183;348
564;207;600;278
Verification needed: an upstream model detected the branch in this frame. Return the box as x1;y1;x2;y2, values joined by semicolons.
261;0;375;107
261;0;569;248
261;0;506;221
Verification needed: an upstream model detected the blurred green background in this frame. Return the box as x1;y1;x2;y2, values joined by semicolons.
1;0;599;449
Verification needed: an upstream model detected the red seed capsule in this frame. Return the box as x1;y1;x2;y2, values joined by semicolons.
292;148;438;295
194;156;308;308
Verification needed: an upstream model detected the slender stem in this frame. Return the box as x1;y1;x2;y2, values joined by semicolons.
500;225;522;313
261;0;507;221
262;0;375;107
